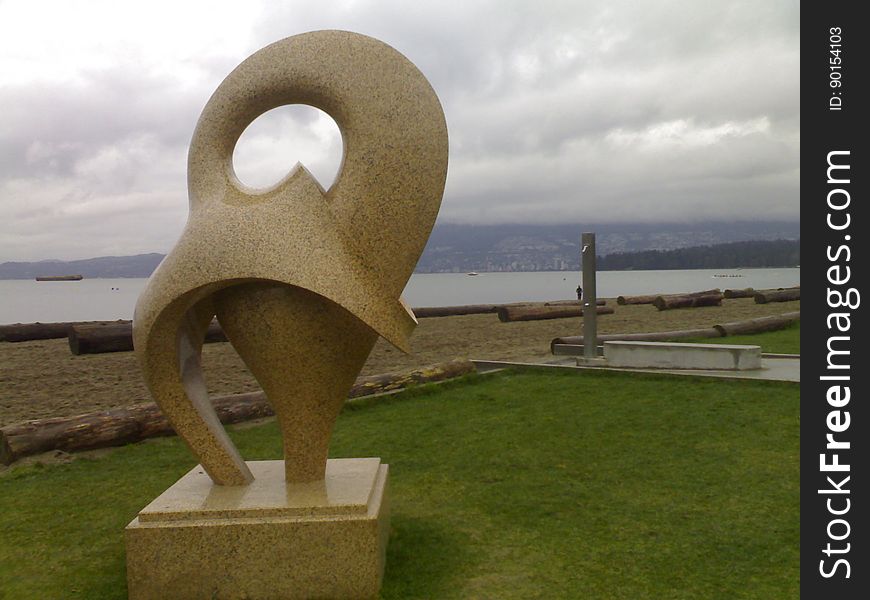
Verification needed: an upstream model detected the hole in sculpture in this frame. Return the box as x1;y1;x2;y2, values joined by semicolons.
233;105;343;191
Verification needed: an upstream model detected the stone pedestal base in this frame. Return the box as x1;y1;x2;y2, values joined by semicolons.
125;458;389;600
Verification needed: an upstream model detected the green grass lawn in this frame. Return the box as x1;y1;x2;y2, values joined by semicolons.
0;369;799;599
678;321;800;354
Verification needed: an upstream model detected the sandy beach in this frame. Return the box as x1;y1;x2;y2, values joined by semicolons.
0;297;799;426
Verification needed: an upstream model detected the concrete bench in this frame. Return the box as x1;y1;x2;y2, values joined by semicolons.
603;341;762;371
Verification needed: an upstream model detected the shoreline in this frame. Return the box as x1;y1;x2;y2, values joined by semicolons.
0;269;800;325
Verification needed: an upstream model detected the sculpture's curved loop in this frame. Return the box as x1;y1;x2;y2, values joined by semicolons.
133;31;448;485
188;30;448;296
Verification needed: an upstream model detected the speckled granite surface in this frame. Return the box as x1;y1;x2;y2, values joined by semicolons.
132;30;448;485
127;30;444;599
126;459;390;599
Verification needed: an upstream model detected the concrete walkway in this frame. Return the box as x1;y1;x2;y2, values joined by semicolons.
473;355;800;383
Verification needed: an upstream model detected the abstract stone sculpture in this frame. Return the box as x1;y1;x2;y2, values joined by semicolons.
126;31;447;599
133;30;447;485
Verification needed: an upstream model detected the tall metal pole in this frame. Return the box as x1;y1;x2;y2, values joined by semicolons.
581;232;597;358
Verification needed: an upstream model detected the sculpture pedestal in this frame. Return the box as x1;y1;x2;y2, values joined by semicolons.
125;458;389;600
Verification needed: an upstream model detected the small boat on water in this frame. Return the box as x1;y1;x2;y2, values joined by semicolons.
466;271;479;276
35;274;84;281
712;274;743;278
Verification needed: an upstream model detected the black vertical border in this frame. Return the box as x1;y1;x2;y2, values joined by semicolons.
801;3;868;598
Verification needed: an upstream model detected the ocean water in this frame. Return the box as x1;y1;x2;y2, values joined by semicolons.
0;268;800;325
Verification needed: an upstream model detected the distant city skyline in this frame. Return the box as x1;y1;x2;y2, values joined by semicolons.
0;220;800;278
0;0;799;261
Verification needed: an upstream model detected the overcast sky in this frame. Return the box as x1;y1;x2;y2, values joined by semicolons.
0;0;799;261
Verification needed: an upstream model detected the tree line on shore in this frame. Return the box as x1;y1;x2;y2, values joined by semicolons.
0;238;800;279
596;239;799;271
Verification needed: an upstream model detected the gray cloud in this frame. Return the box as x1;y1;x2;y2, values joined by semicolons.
0;0;799;261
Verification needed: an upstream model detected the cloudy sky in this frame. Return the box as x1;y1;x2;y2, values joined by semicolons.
0;0;799;261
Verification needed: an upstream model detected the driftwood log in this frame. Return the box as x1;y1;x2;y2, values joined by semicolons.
0;393;275;465
68;321;227;355
615;294;658;306
68;324;134;355
653;292;723;311
754;288;801;304
497;305;614;323
713;311;800;336
723;288;755;299
411;304;498;318
411;299;604;319
542;299;606;307
727;286;799;300
617;288;720;306
0;360;476;465
0;320;128;343
346;359;475;399
551;328;721;352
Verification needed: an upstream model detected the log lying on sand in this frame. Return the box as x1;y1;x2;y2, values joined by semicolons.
346;359;475;399
714;311;800;336
0;320;128;343
727;286;800;300
2;319;226;347
754;288;801;304
0;360;476;465
617;288;720;306
1;322;78;343
68;321;227;355
653;292;723;311
68;324;134;355
411;299;605;319
497;305;614;323
541;299;606;307
551;328;721;352
411;304;498;318
615;294;658;306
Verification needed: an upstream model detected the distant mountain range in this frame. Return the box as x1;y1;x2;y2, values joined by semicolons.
0;221;799;279
0;253;164;280
414;221;799;273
